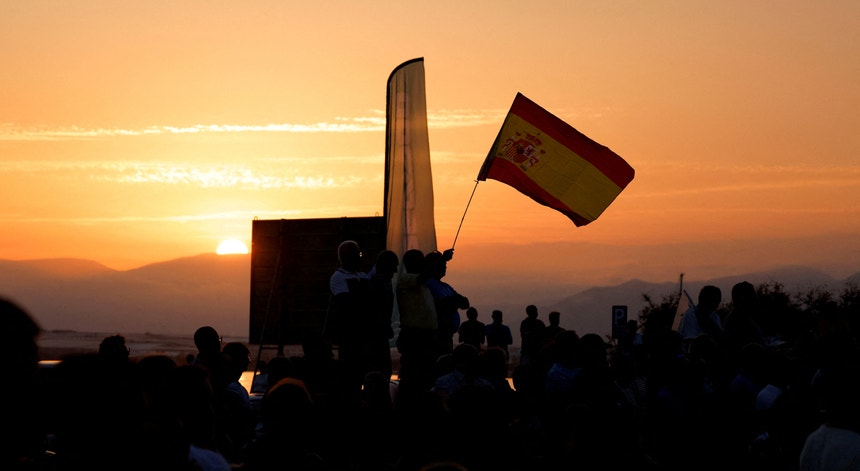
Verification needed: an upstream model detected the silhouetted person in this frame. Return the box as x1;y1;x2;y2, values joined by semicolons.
191;325;230;401
544;311;564;339
395;249;438;395
485;310;513;359
366;249;399;379
519;304;546;365
261;356;298;394
457;307;485;350
618;319;644;356
48;353;167;470
799;360;860;470
218;342;255;463
724;281;764;351
425;249;470;357
192;326;223;370
329;239;374;391
1;297;44;469
136;354;231;470
678;285;724;350
432;343;491;401
244;378;324;471
99;334;131;367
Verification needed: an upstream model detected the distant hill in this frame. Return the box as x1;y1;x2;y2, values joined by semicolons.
0;254;250;337
544;265;848;338
0;255;854;340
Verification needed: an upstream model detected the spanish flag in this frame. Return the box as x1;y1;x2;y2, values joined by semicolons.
478;93;634;226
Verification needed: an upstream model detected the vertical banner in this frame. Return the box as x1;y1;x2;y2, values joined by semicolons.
384;57;438;259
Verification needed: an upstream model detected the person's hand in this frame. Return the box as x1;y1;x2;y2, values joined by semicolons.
442;248;454;261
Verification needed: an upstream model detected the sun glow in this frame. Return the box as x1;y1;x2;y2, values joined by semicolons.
216;239;249;255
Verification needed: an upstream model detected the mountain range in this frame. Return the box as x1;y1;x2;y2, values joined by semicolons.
1;254;857;340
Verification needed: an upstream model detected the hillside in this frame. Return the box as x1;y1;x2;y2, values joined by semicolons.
0;255;855;340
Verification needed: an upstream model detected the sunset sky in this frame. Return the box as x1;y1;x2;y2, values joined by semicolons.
2;1;859;286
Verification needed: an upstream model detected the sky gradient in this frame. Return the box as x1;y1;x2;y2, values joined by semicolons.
2;1;859;286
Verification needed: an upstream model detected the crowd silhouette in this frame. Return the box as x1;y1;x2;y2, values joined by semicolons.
3;247;860;470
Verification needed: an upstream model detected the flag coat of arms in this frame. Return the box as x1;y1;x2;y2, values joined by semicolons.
478;93;635;226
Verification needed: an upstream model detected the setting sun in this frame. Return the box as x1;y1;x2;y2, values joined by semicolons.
216;239;249;255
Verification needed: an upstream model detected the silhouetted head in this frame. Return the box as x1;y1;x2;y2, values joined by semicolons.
222;342;251;373
337;240;361;270
554;329;581;366
548;311;560;327
731;281;757;311
526;305;538;318
465;307;478;320
98;334;130;362
194;326;221;354
579;333;612;368
375;250;399;277
2;297;40;379
402;249;425;274
452;343;480;374
698;285;722;312
491;310;503;323
424;250;447;279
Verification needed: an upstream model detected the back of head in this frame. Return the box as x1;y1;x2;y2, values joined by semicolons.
1;297;40;377
194;326;221;354
554;329;581;366
222;342;251;373
98;334;130;364
375;250;399;276
491;310;503;323
698;285;722;310
731;281;757;310
424;250;446;276
452;343;479;373
548;311;560;326
526;305;538;318
466;307;478;320
402;249;425;274
337;240;361;269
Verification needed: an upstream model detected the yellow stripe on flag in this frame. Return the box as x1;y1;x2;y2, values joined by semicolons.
479;93;634;226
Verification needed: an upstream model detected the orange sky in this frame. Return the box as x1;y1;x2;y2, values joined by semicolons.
1;1;859;284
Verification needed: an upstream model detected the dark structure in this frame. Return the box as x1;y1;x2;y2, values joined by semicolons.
249;216;385;350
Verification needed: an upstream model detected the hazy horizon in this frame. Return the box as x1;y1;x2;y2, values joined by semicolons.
3;1;859;280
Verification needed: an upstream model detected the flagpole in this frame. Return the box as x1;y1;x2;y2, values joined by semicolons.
451;179;480;250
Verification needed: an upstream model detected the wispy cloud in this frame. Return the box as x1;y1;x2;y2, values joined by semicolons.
0;160;374;189
0;109;505;141
0;210;291;224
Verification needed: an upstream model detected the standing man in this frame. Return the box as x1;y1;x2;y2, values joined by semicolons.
395;249;438;394
367;249;399;379
677;285;724;351
329;240;372;390
519;304;546;366
425;249;470;357
458;307;486;350
485;310;513;359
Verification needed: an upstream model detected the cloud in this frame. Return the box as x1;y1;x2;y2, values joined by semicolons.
0;109;505;141
0;160;374;189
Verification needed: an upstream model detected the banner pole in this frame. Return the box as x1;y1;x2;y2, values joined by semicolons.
452;179;480;250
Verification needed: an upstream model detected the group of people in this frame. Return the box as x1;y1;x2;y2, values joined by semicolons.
4;253;860;470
